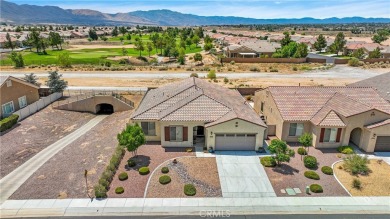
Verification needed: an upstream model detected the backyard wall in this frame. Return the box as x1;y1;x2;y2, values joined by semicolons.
221;57;307;63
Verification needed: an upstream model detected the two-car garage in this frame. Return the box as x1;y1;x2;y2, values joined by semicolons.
215;133;257;151
374;136;390;152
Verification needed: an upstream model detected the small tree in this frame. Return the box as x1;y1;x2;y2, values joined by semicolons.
134;38;145;57
193;53;202;62
146;42;153;57
280;32;292;47
352;48;365;59
331;32;347;55
368;47;381;58
121;47;128;59
268;139;295;166
10;52;24;68
117;123;145;157
314;34;327;52
298;133;313;156
24;73;40;86
46;71;68;93
192;35;200;47
58;52;72;68
178;47;185;65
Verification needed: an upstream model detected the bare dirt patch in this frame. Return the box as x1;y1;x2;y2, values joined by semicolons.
108;144;193;198
0;107;94;179
146;157;222;198
263;142;349;197
334;159;390;196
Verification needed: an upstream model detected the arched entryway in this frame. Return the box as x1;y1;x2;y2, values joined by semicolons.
96;103;114;114
349;127;362;147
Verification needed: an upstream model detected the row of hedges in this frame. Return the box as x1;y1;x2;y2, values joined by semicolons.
0;114;19;132
94;145;126;198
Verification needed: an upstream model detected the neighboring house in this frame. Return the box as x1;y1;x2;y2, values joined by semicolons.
223;41;280;58
348;72;390;102
343;42;382;56
380;46;390;58
0;76;40;118
254;86;390;152
131;78;267;151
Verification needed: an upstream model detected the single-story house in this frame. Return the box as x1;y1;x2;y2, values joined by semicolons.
223;41;280;58
380;46;390;58
348;72;390;102
0;76;40;118
131;78;267;151
254;86;390;152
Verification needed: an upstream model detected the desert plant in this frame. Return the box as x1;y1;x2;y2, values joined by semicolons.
115;187;124;194
260;156;276;167
352;178;362;189
337;146;354;154
304;155;317;169
348;58;360;67
343;154;370;175
184;184;196;196
304;171;320;180
159;175;171;185
161;167;169;173
310;184;323;193
118;172;128;181
98;178;109;189
321;166;333;175
94;184;107;198
139;167;150;175
127;159;136;167
298;148;307;155
190;73;198;78
207;69;216;79
224;77;229;83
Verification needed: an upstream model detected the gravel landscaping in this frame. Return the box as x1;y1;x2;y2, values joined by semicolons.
334;159;390;196
263;143;349;197
0;106;95;179
9;110;132;199
108;144;193;198
146;157;222;198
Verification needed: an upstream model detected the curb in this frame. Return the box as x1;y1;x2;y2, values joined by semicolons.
331;160;352;196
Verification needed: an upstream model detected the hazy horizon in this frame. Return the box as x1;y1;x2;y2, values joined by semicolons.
4;0;390;19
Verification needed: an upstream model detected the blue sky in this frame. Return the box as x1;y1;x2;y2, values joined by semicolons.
7;0;390;18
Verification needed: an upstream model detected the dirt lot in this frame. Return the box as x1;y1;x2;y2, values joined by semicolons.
108;144;193;198
10;110;133;199
334;159;390;196
0;106;94;179
146;157;222;198
263;142;349;197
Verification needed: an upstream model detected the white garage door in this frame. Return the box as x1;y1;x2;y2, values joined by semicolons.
215;134;256;151
375;136;390;152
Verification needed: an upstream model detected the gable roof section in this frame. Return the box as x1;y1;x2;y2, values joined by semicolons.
365;119;390;129
0;76;39;89
313;110;346;127
348;72;390;102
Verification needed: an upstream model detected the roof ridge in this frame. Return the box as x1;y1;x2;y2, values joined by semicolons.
333;92;372;108
158;90;204;120
309;92;338;121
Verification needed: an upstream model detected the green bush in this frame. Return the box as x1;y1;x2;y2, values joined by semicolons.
118;172;128;181
139;167;150;175
127;159;136;167
0;114;19;132
310;184;323;193
304;155;317;169
159;175;171;185
207;69;216;79
337;146;354;154
348;58;360;67
352;178;362;189
260;156;276;167
94;184;107;198
304;171;320;180
107;163;116;172
343;154;370;175
321;166;333;175
190;73;198;78
184;184;196;196
298;148;307;155
292;66;298;71
115;187;124;194
161;167;169;173
101;170;114;182
99;178;109;189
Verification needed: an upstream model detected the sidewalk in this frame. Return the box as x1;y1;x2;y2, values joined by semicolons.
1;197;389;217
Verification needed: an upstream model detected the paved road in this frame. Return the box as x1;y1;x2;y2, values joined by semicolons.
0;115;108;204
216;151;276;198
308;53;336;64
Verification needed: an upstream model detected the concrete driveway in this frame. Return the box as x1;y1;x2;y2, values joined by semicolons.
215;151;276;198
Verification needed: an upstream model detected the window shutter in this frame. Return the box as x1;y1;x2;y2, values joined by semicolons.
164;127;170;141
319;128;325;143
336;128;342;142
183;127;188;141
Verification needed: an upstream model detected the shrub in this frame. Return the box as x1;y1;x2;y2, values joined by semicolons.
159;175;171;185
94;184;107;198
298;148;307;155
343;154;370;175
101;169;114;182
304;155;317;169
321;166;333;175
139;167;150;175
110;156;120;168
293;66;298;71
107;163;116;172
190;73;198;78
249;66;259;72
99;178;109;189
207;69;216;79
115;187;124;194
127;159;136;167
184;184;196;196
161;167;169;173
304;171;320;180
337;146;354;154
348;58;360;67
310;184;323;193
118;172;128;181
104;61;112;67
0;114;19;132
352;178;362;189
230;61;235;65
270;68;278;72
260;156;276;167
224;77;229;83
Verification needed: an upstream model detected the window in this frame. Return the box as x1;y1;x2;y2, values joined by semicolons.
170;126;183;141
18;96;27;108
323;128;337;143
2;101;15;115
289;123;304;136
6;80;12;87
141;122;156;136
260;102;264;112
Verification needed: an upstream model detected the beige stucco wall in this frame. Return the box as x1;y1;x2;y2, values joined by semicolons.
160;121;206;147
281;121;312;142
131;120;162;142
0;79;39;118
206;119;266;150
363;123;390;152
57;96;132;113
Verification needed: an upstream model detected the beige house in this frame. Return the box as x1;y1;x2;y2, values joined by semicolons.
0;76;40;118
254;86;390;152
131;78;267;151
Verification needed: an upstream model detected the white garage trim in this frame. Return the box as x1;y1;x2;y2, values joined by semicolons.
215;133;256;151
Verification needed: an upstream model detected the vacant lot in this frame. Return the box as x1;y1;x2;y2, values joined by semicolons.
334;159;390;196
0;107;94;179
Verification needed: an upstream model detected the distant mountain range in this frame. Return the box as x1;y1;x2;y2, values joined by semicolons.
1;0;390;26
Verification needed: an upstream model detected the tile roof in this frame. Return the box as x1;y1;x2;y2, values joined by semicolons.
315;110;346;127
349;72;390;102
365;119;390;129
266;86;390;123
131;78;266;127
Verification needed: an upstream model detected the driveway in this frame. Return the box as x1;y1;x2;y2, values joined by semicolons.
215;151;276;198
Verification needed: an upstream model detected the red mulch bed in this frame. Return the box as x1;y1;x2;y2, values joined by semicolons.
108;143;194;198
263;143;350;197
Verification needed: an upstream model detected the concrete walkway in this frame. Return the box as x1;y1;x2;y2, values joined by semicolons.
215;151;276;198
0;115;108;204
1;197;389;217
